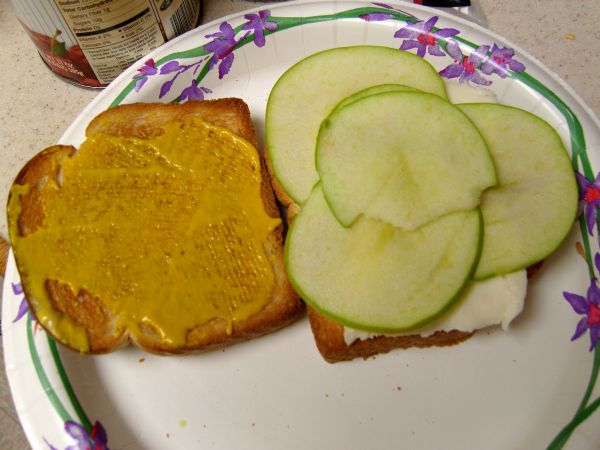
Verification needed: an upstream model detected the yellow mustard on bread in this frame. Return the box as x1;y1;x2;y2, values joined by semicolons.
7;99;302;354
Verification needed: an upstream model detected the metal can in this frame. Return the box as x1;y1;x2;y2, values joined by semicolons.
11;0;201;88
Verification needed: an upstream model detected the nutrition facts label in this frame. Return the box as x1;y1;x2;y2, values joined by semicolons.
52;0;199;84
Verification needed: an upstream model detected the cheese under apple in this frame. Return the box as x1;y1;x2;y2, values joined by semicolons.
343;270;527;344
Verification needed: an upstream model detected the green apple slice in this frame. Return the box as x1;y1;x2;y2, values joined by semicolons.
266;46;448;204
285;185;483;332
330;83;416;115
457;103;578;279
316;91;497;229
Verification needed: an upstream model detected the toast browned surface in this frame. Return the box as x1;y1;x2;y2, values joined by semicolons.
8;98;302;354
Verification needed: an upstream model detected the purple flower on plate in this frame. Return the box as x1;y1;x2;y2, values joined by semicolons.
439;40;492;86
159;60;183;75
12;282;29;323
159;79;175;99
9;282;40;334
242;10;277;47
360;11;395;21
133;59;158;92
180;79;212;101
576;171;600;238
204;22;246;79
481;44;526;78
149;57;210;99
46;420;108;450
12;281;23;295
89;421;108;450
394;16;459;57
563;255;600;351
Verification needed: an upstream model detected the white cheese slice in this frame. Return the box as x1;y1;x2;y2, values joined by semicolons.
343;270;527;345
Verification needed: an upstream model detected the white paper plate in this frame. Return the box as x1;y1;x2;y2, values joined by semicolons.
3;2;600;449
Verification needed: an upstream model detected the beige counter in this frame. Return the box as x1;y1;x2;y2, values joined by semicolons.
1;0;599;448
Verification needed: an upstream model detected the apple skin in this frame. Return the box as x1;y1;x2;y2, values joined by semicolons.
457;103;578;279
266;46;449;204
285;184;483;333
330;83;416;115
316;90;497;230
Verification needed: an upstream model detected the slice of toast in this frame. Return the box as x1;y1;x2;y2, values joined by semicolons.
8;98;303;354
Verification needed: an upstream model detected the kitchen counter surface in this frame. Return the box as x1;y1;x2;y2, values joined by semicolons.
1;0;599;448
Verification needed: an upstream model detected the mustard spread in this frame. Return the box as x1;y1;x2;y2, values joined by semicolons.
8;117;281;352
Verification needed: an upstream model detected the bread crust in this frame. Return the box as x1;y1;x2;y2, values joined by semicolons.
307;307;474;363
304;263;543;363
265;148;301;222
9;99;303;354
87;98;258;144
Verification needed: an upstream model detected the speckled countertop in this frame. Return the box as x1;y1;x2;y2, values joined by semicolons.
1;0;600;448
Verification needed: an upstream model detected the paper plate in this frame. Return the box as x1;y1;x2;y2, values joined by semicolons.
3;2;600;449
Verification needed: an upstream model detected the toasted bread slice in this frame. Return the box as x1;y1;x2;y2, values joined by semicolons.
8;99;302;354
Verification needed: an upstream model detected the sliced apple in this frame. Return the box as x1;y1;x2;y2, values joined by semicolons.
285;185;482;332
266;46;448;204
343;269;527;343
457;103;578;279
316;91;497;229
330;83;416;115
